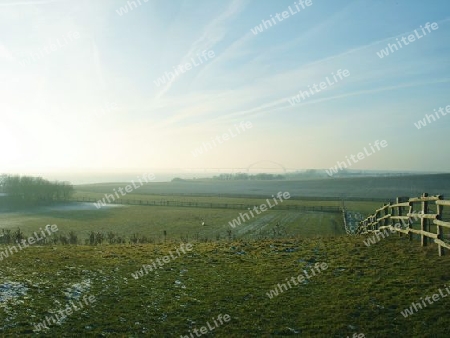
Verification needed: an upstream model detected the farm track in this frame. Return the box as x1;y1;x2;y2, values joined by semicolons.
233;213;276;237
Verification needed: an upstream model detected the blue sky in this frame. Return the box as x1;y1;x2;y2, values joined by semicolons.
0;0;449;174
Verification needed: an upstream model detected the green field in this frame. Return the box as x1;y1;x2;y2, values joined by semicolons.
1;236;450;336
74;173;450;200
0;185;387;242
0;204;346;242
2;183;449;336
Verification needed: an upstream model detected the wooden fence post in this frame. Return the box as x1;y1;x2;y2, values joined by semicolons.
408;200;414;241
373;209;378;232
385;203;391;229
396;196;408;237
395;197;400;236
437;195;444;256
421;193;429;247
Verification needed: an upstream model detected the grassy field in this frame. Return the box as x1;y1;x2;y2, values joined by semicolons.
0;204;346;242
73;183;385;216
0;186;388;242
2;182;445;240
74;173;450;199
1;236;450;337
2;185;449;336
72;190;383;214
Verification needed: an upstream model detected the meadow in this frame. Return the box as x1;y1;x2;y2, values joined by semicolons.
0;182;385;243
1;176;450;336
0;202;348;243
73;173;450;199
1;236;450;336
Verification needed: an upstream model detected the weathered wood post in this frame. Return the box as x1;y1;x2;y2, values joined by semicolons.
388;201;394;232
421;193;429;246
395;197;400;236
436;195;444;256
396;197;409;237
374;209;379;232
385;203;391;229
408;200;414;241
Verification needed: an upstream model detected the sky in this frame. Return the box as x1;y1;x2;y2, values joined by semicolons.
0;0;449;176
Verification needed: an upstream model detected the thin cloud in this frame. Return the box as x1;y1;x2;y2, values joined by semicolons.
91;38;106;91
215;78;450;124
0;43;14;61
155;0;250;99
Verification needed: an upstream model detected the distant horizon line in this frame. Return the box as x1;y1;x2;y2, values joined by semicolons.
1;168;447;174
2;169;449;187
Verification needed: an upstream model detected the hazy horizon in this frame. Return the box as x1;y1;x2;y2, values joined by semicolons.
2;168;447;185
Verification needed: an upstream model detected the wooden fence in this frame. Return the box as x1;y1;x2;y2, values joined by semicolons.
72;197;341;213
107;192;389;202
356;193;450;256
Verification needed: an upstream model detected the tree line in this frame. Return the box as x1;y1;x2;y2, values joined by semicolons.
0;174;74;208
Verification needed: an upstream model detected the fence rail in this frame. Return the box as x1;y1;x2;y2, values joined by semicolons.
356;193;450;256
86;192;389;202
72;197;341;213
